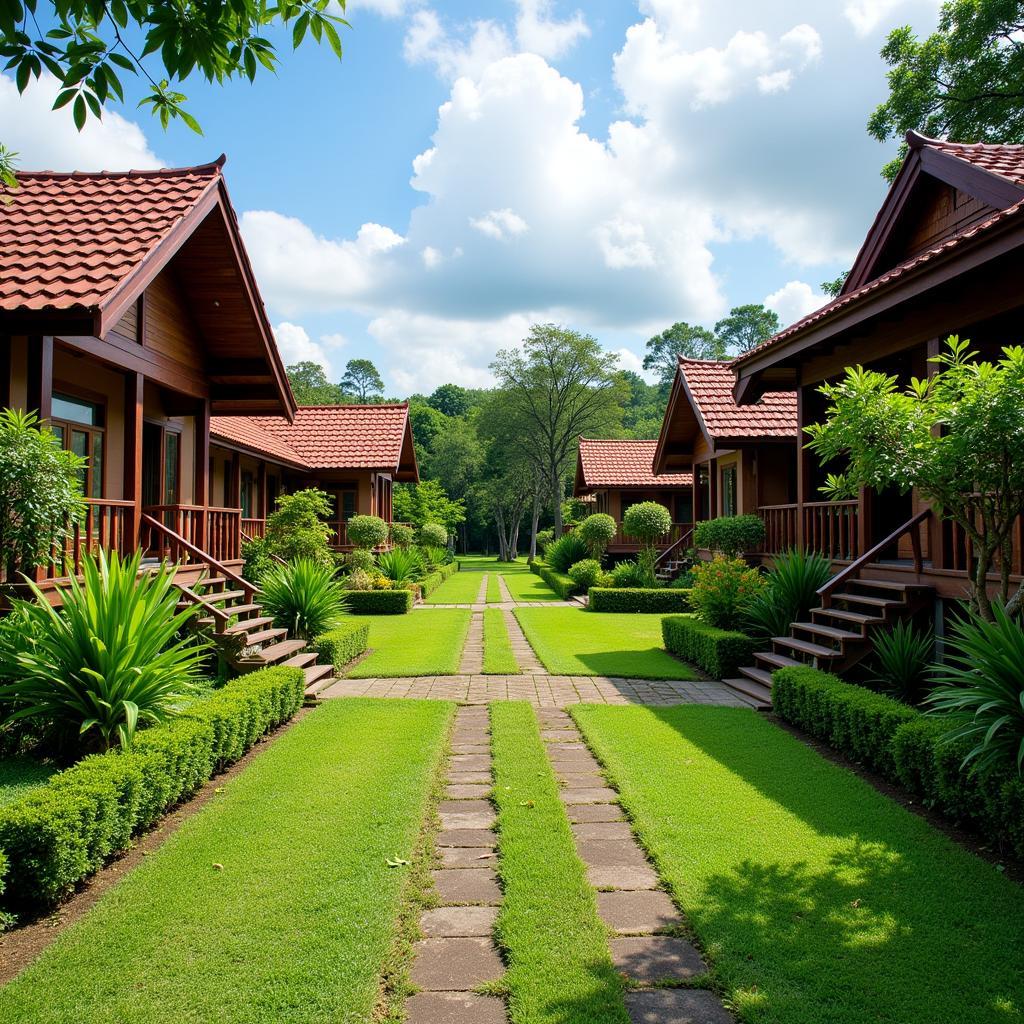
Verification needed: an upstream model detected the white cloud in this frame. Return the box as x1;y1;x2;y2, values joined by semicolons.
0;72;162;171
421;245;442;268
612;347;648;378
274;322;347;377
515;0;589;59
843;0;940;36
595;218;656;269
470;208;529;241
764;280;826;327
404;10;512;81
345;0;413;17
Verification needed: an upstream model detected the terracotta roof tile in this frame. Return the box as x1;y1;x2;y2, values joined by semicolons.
926;138;1024;186
680;359;797;438
0;163;222;313
211;404;412;471
577;439;692;489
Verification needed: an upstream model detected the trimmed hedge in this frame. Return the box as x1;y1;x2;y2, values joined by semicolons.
661;615;755;678
538;564;579;600
773;665;1024;861
313;621;371;672
345;588;414;614
0;666;304;915
420;561;458;598
589;588;691;614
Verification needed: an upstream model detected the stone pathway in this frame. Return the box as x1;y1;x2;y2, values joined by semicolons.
475;574;490;605
501;608;546;674
536;708;733;1024
406;706;507;1024
459;612;484;674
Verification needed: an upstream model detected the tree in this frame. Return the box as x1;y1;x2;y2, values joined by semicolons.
868;0;1024;182
491;324;626;538
618;371;668;439
714;305;781;355
0;0;349;183
286;361;344;406
393;479;466;535
428;383;471;418
820;272;849;298
804;337;1024;621
340;359;384;403
644;322;726;387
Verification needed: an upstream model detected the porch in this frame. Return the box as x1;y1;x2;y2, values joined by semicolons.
566;520;694;555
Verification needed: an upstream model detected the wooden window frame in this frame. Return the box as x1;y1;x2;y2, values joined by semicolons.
143;419;183;507
51;383;107;500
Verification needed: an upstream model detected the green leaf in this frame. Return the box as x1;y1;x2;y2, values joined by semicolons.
72;93;86;130
292;11;309;47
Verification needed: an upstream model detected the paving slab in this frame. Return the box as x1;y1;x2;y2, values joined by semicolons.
437;828;496;848
439;846;499;868
566;803;625;823
410;937;504;990
559;787;619;805
406;992;507;1024
420;906;499;937
576;838;649;868
587;864;660;890
439;804;497;829
610;936;705;983
449;754;491;771
432;867;501;905
451;743;491;755
596;890;681;933
624;989;733;1024
447;771;492;785
571;821;634;841
445;784;492;799
558;772;609;789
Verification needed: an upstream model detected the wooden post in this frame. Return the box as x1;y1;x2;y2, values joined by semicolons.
795;385;807;551
194;398;209;552
230;451;241;509
925;336;945;570
125;371;144;551
0;337;10;410
26;336;53;421
257;460;267;520
857;486;872;559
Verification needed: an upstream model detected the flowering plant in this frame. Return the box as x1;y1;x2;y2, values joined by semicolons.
689;556;766;630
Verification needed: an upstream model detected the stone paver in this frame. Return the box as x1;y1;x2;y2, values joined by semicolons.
432;866;502;906
610;936;706;983
587;864;661;890
439;845;498;867
576;838;649;867
410;937;504;990
572;821;634;840
437;828;497;847
624;989;735;1024
566;803;625;824
445;783;491;799
406;992;507;1024
596;890;681;933
458;611;484;674
501;606;547;674
421;905;499;937
559;786;619;804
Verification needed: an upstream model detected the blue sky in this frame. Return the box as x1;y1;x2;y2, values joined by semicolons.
1;0;945;395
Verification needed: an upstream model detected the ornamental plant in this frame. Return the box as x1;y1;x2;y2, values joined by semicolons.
869;620;935;705
694;514;766;558
265;488;334;567
622;502;672;548
390;523;415;549
419;522;448;549
577;513;617;560
568;558;602;591
545;533;588;574
347;514;389;550
259;557;349;641
689;555;767;630
743;548;831;641
345;548;376;574
376;547;424;585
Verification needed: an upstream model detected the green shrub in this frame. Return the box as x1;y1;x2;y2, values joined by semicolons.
344;548;376;574
347;514;389;550
568;558;602;591
418;522;448;549
265;488;334;567
689;555;767;630
869;620;935;704
420;544;451;568
535;529;554;556
390;523;415;548
537;565;578;600
257;557;349;640
313;622;370;673
0;551;209;753
771;666;917;778
589;588;691;613
576;514;617;559
0;667;304;913
744;549;832;641
610;558;655;589
345;589;413;614
376;547;425;584
694;514;766;557
661;615;755;678
241;535;275;582
622;502;672;546
545;533;589;573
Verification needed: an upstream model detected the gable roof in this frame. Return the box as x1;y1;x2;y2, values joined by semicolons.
574;438;692;494
210;404;419;480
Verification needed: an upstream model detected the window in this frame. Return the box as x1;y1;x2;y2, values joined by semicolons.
51;391;104;499
697;464;711;520
721;465;738;517
142;422;181;508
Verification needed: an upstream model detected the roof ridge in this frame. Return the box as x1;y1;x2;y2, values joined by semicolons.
12;156;226;181
293;402;409;410
907;130;1024;152
676;356;734;367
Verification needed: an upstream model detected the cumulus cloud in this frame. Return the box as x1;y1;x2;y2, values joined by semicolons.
470;208;529;241
345;0;413;17
515;0;589;59
404;10;512;81
0;72;162;171
273;322;347;377
843;0;940;36
764;280;827;327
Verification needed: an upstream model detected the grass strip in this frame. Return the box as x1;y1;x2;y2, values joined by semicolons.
491;702;629;1024
572;704;1024;1024
482;609;519;674
345;610;472;676
424;570;485;605
502;569;560;602
516;608;699;680
486;573;503;604
0;699;453;1024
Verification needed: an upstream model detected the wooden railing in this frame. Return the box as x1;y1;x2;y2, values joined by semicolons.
758;504;799;554
37;498;136;582
142;505;242;564
756;501;860;560
241;517;266;539
818;507;931;608
654;526;696;570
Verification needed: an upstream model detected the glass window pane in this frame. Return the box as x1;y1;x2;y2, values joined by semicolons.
164;433;179;504
91;433;103;498
53;393;100;426
342;491;356;519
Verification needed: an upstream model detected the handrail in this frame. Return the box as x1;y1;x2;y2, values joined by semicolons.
654;526;695;569
175;582;231;629
817;507;931;607
141;513;257;599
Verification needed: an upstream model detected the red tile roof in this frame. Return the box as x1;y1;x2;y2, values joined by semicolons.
925;138;1024;186
0;161;223;313
211;404;415;472
577;439;692;489
680;359;797;438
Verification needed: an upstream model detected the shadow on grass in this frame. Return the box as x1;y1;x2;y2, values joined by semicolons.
572;651;698;680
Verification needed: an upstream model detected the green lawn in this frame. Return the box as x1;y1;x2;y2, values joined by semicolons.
423;569;483;605
491;703;628;1024
345;610;472;676
502;568;560;602
573;705;1024;1024
483;609;519;673
0;756;56;808
515;608;699;679
485;573;503;603
0;699;453;1024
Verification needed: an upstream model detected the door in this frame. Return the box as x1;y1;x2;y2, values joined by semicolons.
142;423;181;514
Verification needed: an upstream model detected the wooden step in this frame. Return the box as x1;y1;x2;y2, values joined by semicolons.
721;677;772;708
739;665;774;686
283;651;318;669
223;615;276;635
197;576;229;590
221;603;263;618
774;635;843;660
244;639;307;666
792;621;863;643
242;627;289;648
754;651;802;671
205;589;247;605
811;606;882;628
303;663;335;693
831;591;900;609
848;578;924;593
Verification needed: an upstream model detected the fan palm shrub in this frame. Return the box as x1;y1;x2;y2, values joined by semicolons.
0;550;209;753
744;549;832;640
869;620;935;704
545;533;588;573
420;545;450;568
376;547;425;585
927;604;1024;774
258;558;349;641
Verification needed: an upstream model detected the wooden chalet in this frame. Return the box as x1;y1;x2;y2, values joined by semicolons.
572;438;692;554
209;404;419;549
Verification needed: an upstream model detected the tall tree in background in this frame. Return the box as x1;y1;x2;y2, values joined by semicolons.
869;0;1024;181
340;359;384;403
0;0;350;186
714;304;781;354
491;324;625;539
643;323;726;388
428;383;471;418
285;362;344;406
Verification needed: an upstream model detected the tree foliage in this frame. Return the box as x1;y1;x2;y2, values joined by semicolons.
285;361;344;406
714;304;781;354
393;479;465;534
427;383;471;418
643;322;725;387
265;488;333;567
868;0;1024;181
820;272;849;298
339;358;384;403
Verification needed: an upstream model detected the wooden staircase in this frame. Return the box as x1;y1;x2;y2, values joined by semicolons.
654;527;695;583
142;514;336;698
723;509;934;709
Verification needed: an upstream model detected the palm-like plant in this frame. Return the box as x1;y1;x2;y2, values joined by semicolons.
0;550;209;752
376;547;425;584
927;604;1024;775
869;620;935;704
259;558;349;640
744;549;832;640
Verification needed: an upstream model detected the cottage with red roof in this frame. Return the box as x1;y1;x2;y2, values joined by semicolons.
572;438;693;554
210;405;418;549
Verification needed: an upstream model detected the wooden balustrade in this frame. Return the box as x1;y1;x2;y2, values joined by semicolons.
802;501;860;560
142;505;242;564
757;504;799;554
37;498;136;582
241;517;266;540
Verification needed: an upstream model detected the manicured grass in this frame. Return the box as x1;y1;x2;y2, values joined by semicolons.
0;756;56;807
573;705;1024;1024
485;573;503;603
515;608;699;679
502;568;560;602
456;555;500;570
345;610;472;676
424;569;483;605
491;703;628;1024
0;699;453;1024
482;609;519;674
